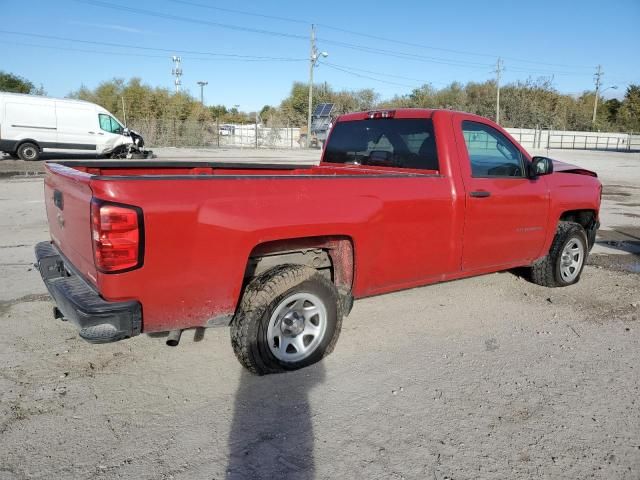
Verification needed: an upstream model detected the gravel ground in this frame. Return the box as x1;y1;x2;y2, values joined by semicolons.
0;149;638;480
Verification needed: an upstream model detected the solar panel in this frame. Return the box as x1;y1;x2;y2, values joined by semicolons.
321;103;334;116
313;103;334;117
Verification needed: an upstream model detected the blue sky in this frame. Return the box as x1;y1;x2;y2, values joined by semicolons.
1;0;638;111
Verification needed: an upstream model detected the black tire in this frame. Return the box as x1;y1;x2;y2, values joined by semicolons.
231;264;343;375
17;142;40;161
109;146;127;159
529;221;588;287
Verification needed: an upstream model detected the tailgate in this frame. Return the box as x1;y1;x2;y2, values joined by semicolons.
44;163;98;285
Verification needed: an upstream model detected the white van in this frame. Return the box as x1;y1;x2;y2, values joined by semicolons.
0;92;140;161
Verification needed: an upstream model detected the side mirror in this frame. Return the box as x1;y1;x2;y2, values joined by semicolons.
530;156;554;177
122;127;130;136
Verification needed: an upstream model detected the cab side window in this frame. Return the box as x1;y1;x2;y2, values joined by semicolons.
461;121;524;177
98;114;123;134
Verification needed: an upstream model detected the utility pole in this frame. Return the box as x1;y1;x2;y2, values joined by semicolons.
494;57;504;124
171;56;183;93
592;64;603;126
197;81;208;104
306;25;328;148
306;25;316;149
121;96;127;127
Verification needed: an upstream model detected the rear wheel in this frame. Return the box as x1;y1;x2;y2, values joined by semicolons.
17;142;40;161
231;265;343;375
529;221;588;287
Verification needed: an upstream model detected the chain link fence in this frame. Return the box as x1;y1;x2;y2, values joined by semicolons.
506;127;640;152
128;119;304;149
126;119;640;152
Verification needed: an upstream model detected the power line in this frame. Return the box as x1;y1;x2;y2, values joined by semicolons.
72;0;601;78
0;30;306;61
166;0;307;25
73;0;308;41
72;0;571;73
319;62;417;89
317;38;493;69
0;40;306;63
320;62;449;85
163;0;593;70
74;0;490;69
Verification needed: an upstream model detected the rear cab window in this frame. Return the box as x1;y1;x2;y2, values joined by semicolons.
324;118;439;171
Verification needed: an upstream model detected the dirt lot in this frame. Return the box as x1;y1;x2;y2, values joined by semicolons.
0;149;638;480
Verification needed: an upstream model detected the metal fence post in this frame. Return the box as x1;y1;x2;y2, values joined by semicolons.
173;118;177;147
255;115;258;150
547;127;551;150
538;125;542;148
530;127;534;147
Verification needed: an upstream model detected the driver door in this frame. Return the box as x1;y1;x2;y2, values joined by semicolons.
453;115;549;271
96;113;126;154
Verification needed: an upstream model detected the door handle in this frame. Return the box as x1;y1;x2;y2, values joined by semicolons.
470;191;491;198
88;131;95;134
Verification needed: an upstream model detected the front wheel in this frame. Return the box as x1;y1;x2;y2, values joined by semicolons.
231;265;343;375
529;221;588;287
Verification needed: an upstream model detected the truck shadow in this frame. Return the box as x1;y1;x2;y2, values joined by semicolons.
226;363;325;480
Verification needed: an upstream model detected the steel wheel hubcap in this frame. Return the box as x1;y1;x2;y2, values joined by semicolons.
24;147;36;159
560;238;584;282
267;292;327;362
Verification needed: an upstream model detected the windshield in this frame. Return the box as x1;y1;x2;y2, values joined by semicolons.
324;118;439;171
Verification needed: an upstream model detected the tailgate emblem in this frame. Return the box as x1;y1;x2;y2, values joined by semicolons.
56;212;65;229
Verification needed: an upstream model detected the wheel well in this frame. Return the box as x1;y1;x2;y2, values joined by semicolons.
559;210;596;229
17;140;41;152
244;236;354;291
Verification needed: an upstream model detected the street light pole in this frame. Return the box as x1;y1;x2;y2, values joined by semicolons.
593;83;618;127
197;81;208;105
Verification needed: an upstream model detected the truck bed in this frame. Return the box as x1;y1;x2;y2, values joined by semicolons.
44;160;445;333
51;160;436;178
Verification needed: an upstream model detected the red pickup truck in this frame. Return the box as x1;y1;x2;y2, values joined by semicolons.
36;109;601;374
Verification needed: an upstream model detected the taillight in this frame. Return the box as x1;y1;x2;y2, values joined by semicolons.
91;200;144;273
368;110;395;119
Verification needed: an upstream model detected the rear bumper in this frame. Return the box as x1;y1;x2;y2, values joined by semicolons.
35;241;142;343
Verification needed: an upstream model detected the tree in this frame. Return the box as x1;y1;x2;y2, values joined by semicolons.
209;105;228;119
0;71;39;94
618;85;640;132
